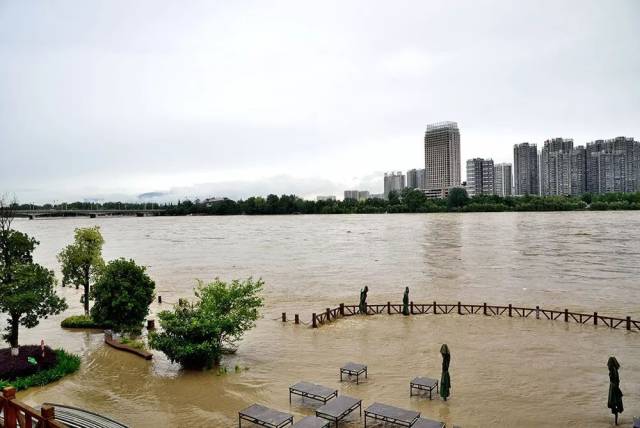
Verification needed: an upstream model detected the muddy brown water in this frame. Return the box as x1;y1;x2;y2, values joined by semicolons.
7;213;640;427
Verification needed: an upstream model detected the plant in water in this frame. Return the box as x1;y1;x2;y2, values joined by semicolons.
150;278;264;369
90;258;155;335
57;227;105;315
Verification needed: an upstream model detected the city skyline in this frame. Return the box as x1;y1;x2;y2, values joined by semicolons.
1;1;639;203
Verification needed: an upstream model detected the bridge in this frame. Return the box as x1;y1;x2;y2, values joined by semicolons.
15;209;166;219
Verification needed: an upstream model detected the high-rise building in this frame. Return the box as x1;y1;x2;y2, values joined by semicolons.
466;158;495;196
540;138;574;196
570;146;587;196
424;122;461;190
513;143;539;195
586;137;639;194
406;168;426;189
343;190;359;201
384;172;406;198
316;195;336;201
357;191;370;201
494;163;513;197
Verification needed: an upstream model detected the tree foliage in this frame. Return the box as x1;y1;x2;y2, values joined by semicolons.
91;258;155;334
447;187;470;210
57;227;105;315
150;278;264;369
0;256;67;349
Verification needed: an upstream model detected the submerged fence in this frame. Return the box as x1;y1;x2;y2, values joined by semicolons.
300;302;640;332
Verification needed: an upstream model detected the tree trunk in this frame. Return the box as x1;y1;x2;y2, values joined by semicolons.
84;269;90;315
10;313;20;356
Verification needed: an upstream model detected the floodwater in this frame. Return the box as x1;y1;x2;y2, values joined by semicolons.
7;212;640;427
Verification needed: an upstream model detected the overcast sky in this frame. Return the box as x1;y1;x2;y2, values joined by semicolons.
1;0;639;203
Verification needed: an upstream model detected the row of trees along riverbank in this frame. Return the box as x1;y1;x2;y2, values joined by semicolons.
11;189;640;216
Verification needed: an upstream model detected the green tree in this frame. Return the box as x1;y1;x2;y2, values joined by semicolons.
150;278;264;369
1;261;67;354
447;187;469;210
57;227;105;315
90;258;155;335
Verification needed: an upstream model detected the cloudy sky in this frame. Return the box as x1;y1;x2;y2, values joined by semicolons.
1;0;639;203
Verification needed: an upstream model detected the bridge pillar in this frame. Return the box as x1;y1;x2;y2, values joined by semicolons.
89;213;97;218
28;214;35;220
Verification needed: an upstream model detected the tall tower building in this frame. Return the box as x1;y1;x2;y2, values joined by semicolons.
585;137;639;194
424;122;461;190
466;158;495;196
540;138;574;196
494;163;513;197
383;171;406;198
513;143;539;195
406;168;426;189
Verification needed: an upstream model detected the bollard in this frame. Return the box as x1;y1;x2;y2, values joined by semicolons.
627;316;631;331
483;302;487;316
433;301;437;315
594;312;598;326
458;301;461;315
295;314;299;324
282;312;287;323
508;304;512;317
564;309;569;322
410;301;414;315
536;306;540;319
387;301;391;314
312;313;317;328
147;319;155;330
158;295;162;304
339;303;345;316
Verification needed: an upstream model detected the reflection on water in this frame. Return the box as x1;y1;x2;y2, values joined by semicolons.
9;212;640;427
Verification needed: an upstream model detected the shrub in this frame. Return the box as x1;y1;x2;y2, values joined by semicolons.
90;258;155;334
150;278;264;369
119;337;147;351
61;314;110;329
0;349;80;391
0;345;57;380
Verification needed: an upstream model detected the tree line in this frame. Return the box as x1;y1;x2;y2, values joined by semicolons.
11;189;640;216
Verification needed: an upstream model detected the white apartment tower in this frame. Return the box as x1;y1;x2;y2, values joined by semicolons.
425;122;461;190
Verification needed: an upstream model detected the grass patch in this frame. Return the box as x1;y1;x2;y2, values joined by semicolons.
0;349;81;391
119;337;147;351
61;314;110;329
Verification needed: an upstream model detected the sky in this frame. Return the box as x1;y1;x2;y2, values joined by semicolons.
1;0;639;203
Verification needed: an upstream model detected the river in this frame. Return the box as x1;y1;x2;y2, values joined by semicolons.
7;212;640;427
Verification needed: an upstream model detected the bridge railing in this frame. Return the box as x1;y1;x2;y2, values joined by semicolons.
307;301;639;332
1;387;67;428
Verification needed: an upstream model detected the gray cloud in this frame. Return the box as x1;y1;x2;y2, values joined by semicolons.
1;0;638;203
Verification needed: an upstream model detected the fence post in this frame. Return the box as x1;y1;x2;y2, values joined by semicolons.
536;306;540;319
410;301;414;315
627;316;632;331
433;301;437;315
158;295;162;304
340;303;345;316
564;309;568;322
294;314;299;324
458;301;461;315
594;312;598;326
2;387;17;428
282;312;287;322
326;308;331;321
508;304;512;317
312;313;317;328
483;302;487;316
387;301;391;314
41;405;55;427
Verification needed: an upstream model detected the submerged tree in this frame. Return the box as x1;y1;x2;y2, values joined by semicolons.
91;258;155;335
0;197;67;355
1;263;67;354
58;227;105;315
150;278;264;369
